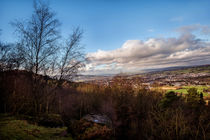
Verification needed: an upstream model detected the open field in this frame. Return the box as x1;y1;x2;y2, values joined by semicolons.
165;85;210;96
0;114;73;140
161;65;210;75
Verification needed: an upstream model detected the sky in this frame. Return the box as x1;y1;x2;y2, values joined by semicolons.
0;0;210;75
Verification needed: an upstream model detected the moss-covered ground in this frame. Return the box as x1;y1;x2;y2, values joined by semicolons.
0;114;73;140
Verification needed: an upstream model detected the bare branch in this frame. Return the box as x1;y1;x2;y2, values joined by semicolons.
12;1;60;74
58;27;85;81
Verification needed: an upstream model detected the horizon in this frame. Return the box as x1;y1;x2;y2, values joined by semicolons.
1;0;210;75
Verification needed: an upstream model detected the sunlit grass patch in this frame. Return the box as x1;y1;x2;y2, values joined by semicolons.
167;85;210;96
0;114;73;140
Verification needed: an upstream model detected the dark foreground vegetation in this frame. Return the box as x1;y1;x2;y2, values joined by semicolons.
0;70;210;140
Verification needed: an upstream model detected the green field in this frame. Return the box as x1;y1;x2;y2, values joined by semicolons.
162;65;210;75
167;85;210;96
0;114;73;140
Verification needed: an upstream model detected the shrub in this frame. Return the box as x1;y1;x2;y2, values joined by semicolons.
159;91;180;108
38;114;64;127
186;88;204;109
68;119;113;140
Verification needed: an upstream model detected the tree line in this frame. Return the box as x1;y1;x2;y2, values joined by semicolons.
1;73;210;139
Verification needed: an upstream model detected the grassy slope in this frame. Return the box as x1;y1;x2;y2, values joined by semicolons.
0;114;73;140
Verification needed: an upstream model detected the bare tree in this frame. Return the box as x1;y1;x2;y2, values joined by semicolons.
0;30;23;70
0;42;26;71
11;1;85;80
10;1;61;114
0;42;10;71
0;30;8;71
11;1;60;74
58;27;85;81
7;43;26;69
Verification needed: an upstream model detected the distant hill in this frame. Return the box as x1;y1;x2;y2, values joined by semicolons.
77;64;210;82
150;64;210;75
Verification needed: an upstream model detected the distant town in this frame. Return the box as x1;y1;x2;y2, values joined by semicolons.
81;65;210;97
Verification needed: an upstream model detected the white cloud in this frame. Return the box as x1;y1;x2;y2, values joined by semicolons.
84;25;210;75
177;24;210;35
147;29;154;32
170;16;183;22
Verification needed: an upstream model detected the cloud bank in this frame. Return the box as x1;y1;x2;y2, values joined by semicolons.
84;25;210;75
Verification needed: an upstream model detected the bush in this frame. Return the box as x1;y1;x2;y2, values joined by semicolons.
159;91;180;108
68;119;113;140
186;88;204;108
38;114;64;127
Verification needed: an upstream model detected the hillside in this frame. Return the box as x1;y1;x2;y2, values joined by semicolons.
1;69;210;139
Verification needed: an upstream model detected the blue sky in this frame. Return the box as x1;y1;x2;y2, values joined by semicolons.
1;0;210;74
1;0;210;52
